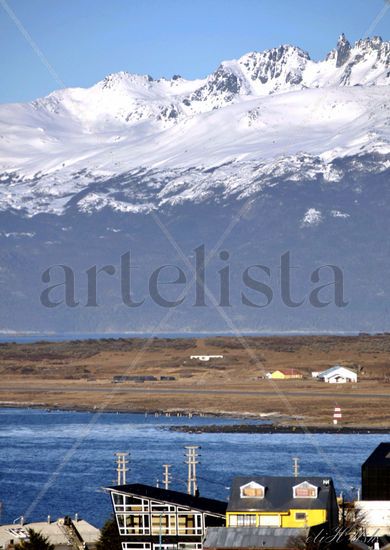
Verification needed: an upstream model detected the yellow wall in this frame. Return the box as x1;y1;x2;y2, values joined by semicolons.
270;371;285;379
281;509;327;527
270;371;302;379
227;509;327;528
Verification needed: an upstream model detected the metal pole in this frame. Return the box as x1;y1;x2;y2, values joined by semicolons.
115;452;129;485
163;464;171;490
185;446;200;496
159;513;162;550
293;457;299;477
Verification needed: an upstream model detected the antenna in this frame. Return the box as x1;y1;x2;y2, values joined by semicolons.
162;464;172;490
293;457;300;478
185;445;200;496
115;452;129;485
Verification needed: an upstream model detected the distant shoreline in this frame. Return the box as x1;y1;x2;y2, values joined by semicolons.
0;330;367;344
2;404;390;434
168;424;390;435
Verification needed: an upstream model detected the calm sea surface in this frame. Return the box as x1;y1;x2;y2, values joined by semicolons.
0;408;388;527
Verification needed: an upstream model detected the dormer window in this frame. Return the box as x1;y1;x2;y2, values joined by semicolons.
293;481;318;498
240;481;265;498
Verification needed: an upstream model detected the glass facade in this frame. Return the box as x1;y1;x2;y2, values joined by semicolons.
111;491;213;541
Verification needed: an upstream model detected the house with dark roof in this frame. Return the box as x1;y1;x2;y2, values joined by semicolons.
362;442;390;500
356;442;390;536
226;476;338;530
105;483;226;550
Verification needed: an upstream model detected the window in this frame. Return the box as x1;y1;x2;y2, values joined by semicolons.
151;514;176;535
236;515;256;527
150;502;176;513
240;481;265;498
116;514;150;535
295;512;307;521
177;513;202;535
293;481;318;499
112;493;149;513
229;515;237;527
258;515;280;527
123;544;151;550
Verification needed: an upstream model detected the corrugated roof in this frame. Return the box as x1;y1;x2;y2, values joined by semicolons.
106;483;227;516
0;519;99;548
203;526;310;549
227;476;333;512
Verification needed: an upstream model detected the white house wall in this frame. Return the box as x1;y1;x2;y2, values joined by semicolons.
356;501;390;536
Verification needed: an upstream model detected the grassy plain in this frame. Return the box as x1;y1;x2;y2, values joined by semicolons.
0;334;389;427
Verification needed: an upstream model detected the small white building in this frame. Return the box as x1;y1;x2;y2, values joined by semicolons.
190;355;223;361
317;365;357;383
355;501;390;536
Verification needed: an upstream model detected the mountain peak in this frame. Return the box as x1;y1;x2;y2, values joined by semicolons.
336;33;351;67
101;71;154;91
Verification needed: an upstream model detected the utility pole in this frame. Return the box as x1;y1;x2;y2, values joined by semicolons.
293;457;299;478
185;445;200;496
162;464;172;490
115;452;129;485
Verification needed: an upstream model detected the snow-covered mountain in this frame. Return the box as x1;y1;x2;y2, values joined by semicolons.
1;35;390;334
0;34;389;215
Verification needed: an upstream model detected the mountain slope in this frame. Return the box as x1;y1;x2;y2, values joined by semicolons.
1;36;390;333
0;35;389;216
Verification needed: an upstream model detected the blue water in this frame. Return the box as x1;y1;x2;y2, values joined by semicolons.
0;408;387;528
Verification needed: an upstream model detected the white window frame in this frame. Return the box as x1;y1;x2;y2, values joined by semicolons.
236;514;257;527
151;513;177;536
116;513;150;535
177;512;202;535
239;481;265;499
293;481;318;499
112;493;149;513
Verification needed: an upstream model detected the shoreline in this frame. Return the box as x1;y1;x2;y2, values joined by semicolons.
168;424;390;434
2;403;390;434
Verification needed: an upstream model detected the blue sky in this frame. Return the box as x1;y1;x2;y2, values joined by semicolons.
0;0;389;104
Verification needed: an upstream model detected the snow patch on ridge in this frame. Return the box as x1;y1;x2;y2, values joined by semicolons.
301;208;323;227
